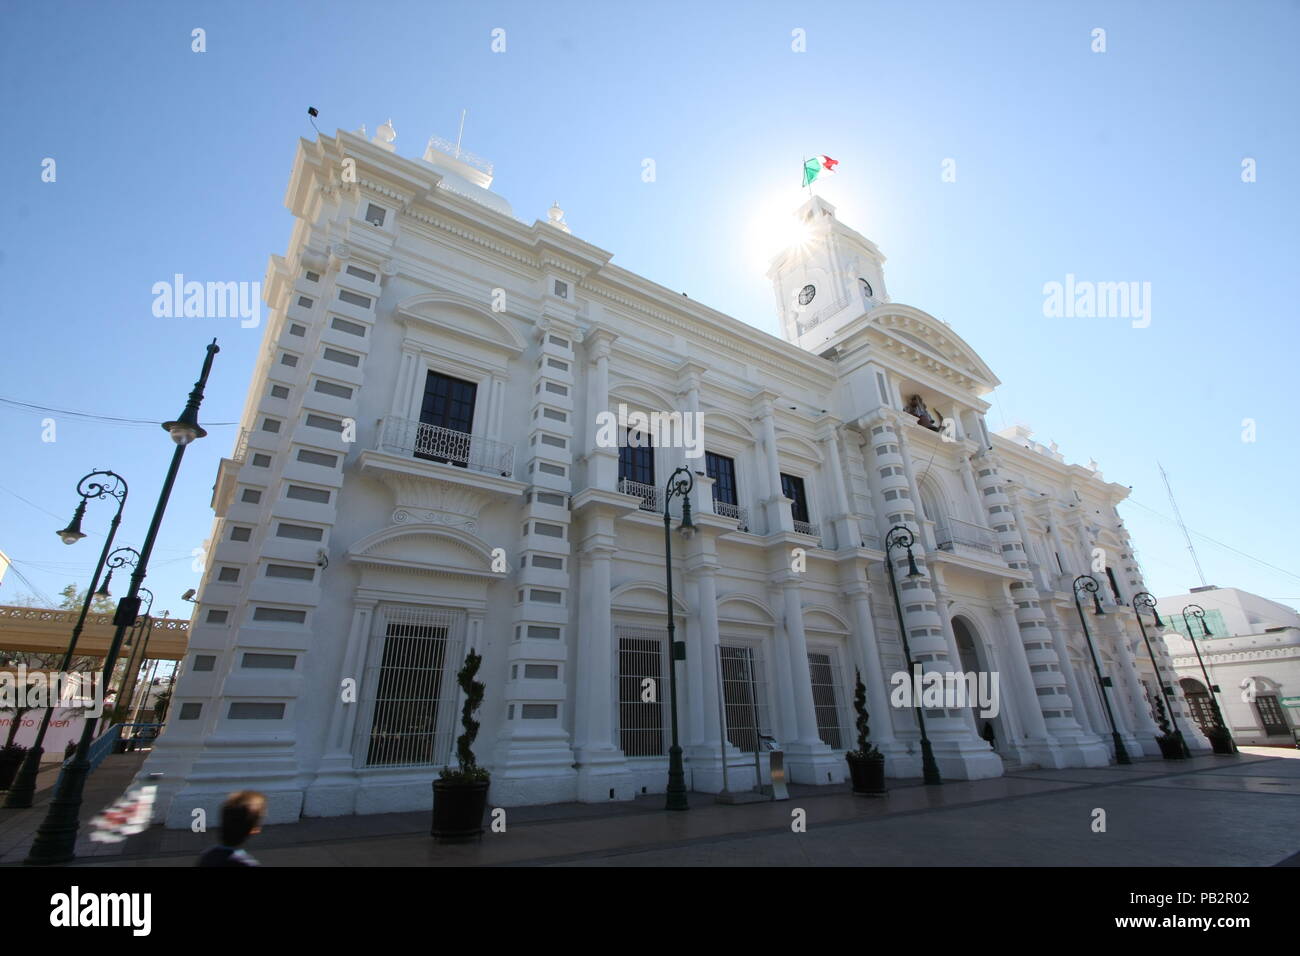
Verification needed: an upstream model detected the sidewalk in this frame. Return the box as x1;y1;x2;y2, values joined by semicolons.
3;747;1292;867
0;750;151;865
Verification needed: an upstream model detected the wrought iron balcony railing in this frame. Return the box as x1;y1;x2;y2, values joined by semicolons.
232;428;251;464
378;417;514;478
793;519;821;539
712;499;750;531
934;517;999;555
618;477;659;513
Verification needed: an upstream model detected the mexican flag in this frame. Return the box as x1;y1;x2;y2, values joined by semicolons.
802;155;839;186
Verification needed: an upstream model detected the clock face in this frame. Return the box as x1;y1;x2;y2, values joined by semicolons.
798;284;816;306
859;277;873;299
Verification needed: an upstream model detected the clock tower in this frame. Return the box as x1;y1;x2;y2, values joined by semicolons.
767;195;889;354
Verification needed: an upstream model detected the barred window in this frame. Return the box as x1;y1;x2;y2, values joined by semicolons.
807;651;846;750
359;606;463;768
719;644;769;754
618;626;666;757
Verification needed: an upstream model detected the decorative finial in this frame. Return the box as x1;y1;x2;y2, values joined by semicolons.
373;119;397;151
546;200;570;233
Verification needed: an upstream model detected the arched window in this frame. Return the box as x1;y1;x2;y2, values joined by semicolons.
859;277;873;304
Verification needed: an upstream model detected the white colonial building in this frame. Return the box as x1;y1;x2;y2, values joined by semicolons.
140;123;1206;826
1157;586;1299;746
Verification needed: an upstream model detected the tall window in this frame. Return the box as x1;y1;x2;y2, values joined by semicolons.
720;645;766;753
1254;695;1289;735
706;452;738;506
807;652;845;749
417;371;477;465
363;607;458;767
618;428;655;486
781;473;810;524
618;627;666;756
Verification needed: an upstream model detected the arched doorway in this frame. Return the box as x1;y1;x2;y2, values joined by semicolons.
951;616;1009;762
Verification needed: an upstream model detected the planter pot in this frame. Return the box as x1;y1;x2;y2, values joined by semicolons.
0;748;29;790
1207;727;1236;755
845;753;887;795
1155;735;1185;760
431;778;490;842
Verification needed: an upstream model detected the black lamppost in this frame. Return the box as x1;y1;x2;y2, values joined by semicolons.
661;466;695;811
25;339;218;865
113;587;154;722
4;470;128;810
1181;603;1237;754
1131;592;1190;758
1072;574;1131;765
884;525;941;785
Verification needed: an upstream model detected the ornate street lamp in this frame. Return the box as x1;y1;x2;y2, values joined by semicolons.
661;466;695;811
1072;574;1131;765
1131;592;1190;758
4;470;129;810
1181;603;1237;754
884;524;941;785
25;339;219;865
113;587;155;723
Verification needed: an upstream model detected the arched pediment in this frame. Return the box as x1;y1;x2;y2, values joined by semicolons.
609;381;680;415
395;290;526;354
702;408;756;442
776;433;824;464
347;523;496;578
801;604;850;633
868;304;1000;394
611;581;688;615
717;594;777;626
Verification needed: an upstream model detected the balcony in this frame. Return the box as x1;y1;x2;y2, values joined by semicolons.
378;417;514;478
792;519;821;539
712;499;751;532
934;517;999;555
618;477;659;513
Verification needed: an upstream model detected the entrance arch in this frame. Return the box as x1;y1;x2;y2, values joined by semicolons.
950;616;1007;759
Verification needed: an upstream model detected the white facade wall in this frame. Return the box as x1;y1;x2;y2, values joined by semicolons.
140;128;1191;825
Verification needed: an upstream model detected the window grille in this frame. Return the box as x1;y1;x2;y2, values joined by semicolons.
807;651;847;750
618;626;667;757
357;605;464;769
719;644;771;754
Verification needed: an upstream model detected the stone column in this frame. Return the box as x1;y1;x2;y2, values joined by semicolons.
777;576;839;784
993;596;1050;744
305;600;374;815
587;329;619;491
819;420;858;551
757;394;792;534
845;583;897;749
574;543;622;781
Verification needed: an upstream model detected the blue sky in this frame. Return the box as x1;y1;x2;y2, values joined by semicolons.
1;0;1297;626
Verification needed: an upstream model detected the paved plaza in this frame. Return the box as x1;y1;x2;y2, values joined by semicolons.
1;747;1296;867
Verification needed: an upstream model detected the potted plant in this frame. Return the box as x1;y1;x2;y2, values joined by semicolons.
1151;696;1185;760
844;669;886;795
431;648;490;842
1206;723;1236;755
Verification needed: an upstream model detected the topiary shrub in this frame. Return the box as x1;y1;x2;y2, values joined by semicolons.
439;649;489;784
